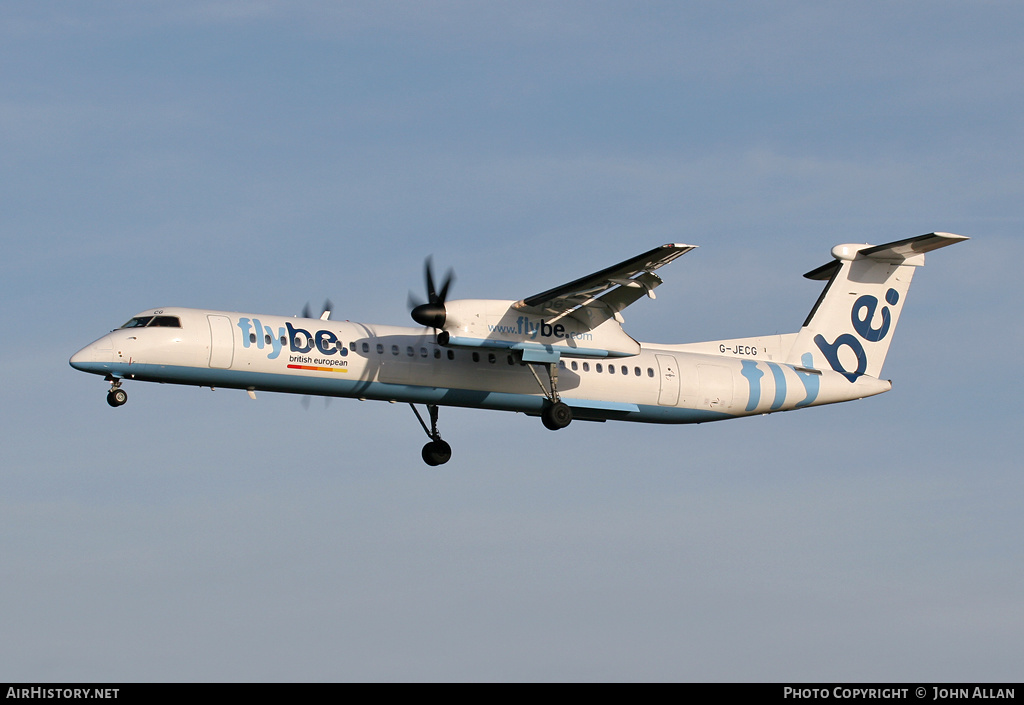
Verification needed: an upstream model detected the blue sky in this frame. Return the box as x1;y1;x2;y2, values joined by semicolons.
2;1;1022;681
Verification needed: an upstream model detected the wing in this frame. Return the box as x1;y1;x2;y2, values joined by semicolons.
514;243;696;317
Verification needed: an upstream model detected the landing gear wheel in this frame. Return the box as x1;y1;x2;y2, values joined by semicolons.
421;440;452;466
542;401;572;430
107;388;128;407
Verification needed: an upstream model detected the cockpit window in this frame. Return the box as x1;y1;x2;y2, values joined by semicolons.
120;315;181;329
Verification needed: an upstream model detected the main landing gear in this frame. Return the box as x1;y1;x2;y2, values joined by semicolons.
526;360;573;431
106;379;127;407
410;404;452;466
542;400;572;430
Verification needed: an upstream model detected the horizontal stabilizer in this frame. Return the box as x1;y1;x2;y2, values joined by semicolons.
805;232;968;278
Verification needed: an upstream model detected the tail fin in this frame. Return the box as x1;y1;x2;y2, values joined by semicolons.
786;232;968;381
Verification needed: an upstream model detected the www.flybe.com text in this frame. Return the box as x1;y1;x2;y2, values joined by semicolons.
487;317;593;341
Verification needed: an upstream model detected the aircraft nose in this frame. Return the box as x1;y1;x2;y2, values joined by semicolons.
70;335;114;372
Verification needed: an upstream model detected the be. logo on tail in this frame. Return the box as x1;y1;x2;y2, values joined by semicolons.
814;288;899;382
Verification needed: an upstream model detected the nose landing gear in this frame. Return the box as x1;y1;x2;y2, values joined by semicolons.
106;379;127;407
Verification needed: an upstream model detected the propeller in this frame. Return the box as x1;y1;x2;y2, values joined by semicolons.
409;257;454;330
301;395;332;410
297;298;334;411
301;299;334;320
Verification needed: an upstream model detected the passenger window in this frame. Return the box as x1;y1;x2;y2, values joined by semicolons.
596;363;603;373
634;367;641;376
447;350;455;360
392;345;399;356
265;334;272;345
249;333;257;343
507;355;515;365
582;362;590;372
434;349;441;359
420;347;428;358
621;366;628;375
647;368;655;377
609;365;615;374
376;343;384;354
362;342;370;353
407;346;414;357
571;361;578;371
487;353;496;364
472;352;480;363
281;335;287;346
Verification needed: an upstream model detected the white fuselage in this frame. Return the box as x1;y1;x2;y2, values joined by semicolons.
70;307;891;424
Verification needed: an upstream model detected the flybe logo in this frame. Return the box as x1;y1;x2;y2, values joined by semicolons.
814;288;899;382
236;318;348;360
